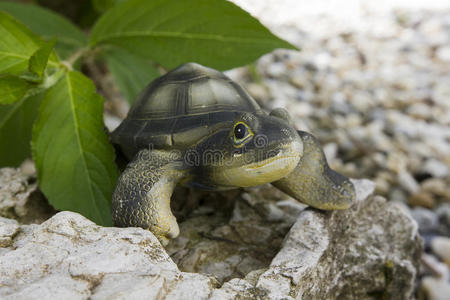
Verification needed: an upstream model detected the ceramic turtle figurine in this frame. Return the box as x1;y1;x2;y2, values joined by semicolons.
111;63;355;244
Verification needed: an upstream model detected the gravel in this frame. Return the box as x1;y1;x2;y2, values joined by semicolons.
228;1;450;298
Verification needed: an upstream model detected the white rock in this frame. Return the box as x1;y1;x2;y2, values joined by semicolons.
0;168;53;223
351;178;375;202
0;217;19;249
0;168;36;219
0;179;422;299
0;212;214;299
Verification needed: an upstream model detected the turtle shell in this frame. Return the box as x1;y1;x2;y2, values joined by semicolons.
112;63;261;158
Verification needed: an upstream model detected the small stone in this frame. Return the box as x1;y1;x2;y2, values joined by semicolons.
351;179;376;202
246;83;269;102
323;143;338;162
436;45;450;62
398;170;420;194
104;113;123;132
410;207;439;234
289;75;306;89
420;276;450;300
431;236;450;266
265;62;286;78
313;51;332;69
291;102;313;117
386;152;407;173
372;152;387;169
406;102;432;120
0;217;19;248
408;191;435;209
0;167;55;223
276;198;307;217
422;158;449;178
375;177;390;195
436;204;450;236
390;188;407;203
421;253;448;278
258;203;286;221
421;178;450;199
19;160;36;177
0;168;35;219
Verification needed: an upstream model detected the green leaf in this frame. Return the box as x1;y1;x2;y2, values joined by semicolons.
90;0;296;70
0;11;59;75
0;92;44;166
92;0;114;13
0;75;30;104
29;38;56;79
0;2;88;59
103;47;160;104
92;0;127;13
32;71;119;226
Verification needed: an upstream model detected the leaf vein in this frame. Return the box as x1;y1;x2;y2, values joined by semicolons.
66;74;103;222
94;31;284;45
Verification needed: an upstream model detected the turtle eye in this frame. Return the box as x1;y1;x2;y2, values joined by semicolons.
234;123;246;139
232;122;253;146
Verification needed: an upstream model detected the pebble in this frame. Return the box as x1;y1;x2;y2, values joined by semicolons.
422;158;449;178
419;253;450;300
407;102;432;120
390;188;407;204
265;62;287;78
420;276;450;300
431;236;450;266
375;177;390;196
408;192;435;209
421;178;450;200
436;45;450;62
246;83;269;103
323;143;338;162
276;199;307;216
104;113;122;132
397;170;420;194
19;160;36;177
436;204;450;236
410;207;439;234
421;253;449;278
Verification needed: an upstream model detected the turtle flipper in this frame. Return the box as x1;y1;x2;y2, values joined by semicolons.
112;148;186;245
272;131;355;210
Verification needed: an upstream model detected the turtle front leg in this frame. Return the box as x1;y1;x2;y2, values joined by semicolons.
112;148;186;245
272;131;355;210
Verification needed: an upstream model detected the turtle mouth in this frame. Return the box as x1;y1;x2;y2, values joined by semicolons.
213;138;303;188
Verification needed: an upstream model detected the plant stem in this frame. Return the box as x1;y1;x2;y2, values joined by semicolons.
66;47;89;66
42;68;66;89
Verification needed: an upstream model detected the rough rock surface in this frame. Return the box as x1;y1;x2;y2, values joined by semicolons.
0;168;55;224
0;179;422;299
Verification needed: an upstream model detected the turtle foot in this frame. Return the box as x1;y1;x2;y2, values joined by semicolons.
273;131;356;210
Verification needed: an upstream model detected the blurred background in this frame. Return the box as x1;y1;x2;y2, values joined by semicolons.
227;0;449;209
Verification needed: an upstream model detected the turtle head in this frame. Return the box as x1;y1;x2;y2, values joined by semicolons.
211;111;303;188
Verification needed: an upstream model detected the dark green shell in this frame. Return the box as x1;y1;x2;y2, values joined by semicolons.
112;63;261;158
